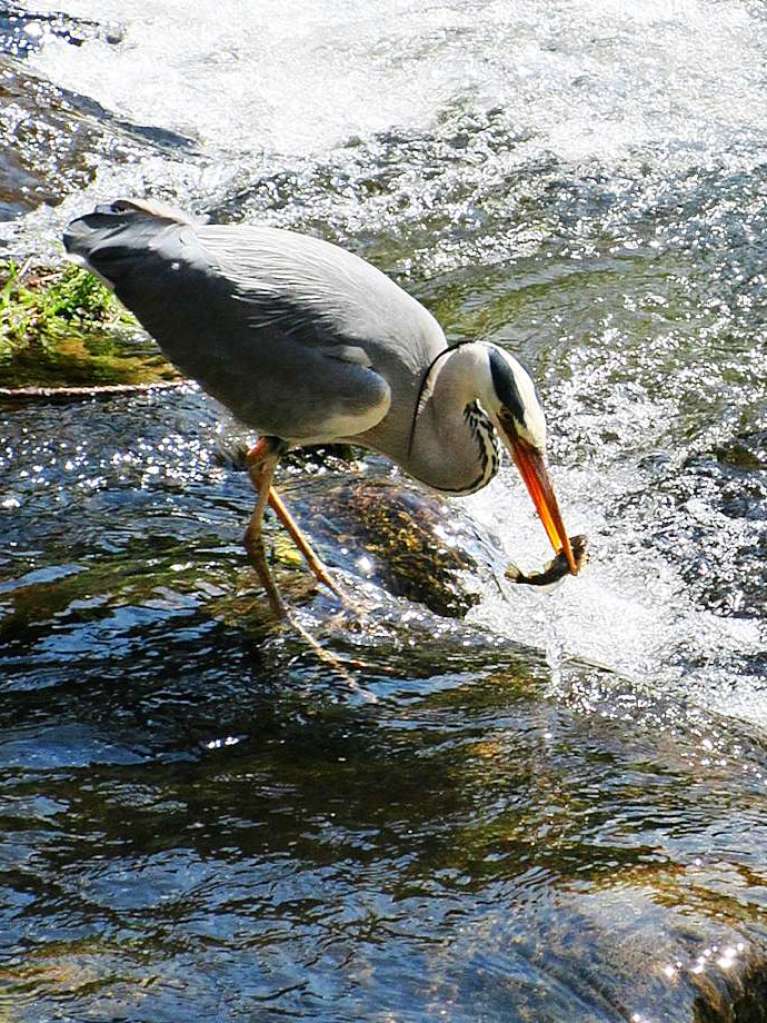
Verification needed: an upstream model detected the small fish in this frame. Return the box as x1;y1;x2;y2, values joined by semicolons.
506;534;589;588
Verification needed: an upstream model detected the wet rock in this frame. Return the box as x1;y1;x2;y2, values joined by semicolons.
0;261;183;389
282;474;505;617
0;56;196;221
0;327;183;390
651;430;767;616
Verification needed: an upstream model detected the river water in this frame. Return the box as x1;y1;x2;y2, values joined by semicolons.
1;1;767;1020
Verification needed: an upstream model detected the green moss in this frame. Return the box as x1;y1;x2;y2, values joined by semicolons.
0;261;181;388
0;260;123;348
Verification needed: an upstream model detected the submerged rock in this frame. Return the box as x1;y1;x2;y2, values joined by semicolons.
0;56;195;223
288;475;502;617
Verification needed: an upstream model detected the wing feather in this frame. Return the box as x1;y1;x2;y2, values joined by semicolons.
65;204;446;442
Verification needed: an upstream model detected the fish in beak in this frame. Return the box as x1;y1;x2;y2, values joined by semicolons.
505;433;579;576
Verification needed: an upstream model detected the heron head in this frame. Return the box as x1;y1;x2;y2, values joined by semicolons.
484;346;578;575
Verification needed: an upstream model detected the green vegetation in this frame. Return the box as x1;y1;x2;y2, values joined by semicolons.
0;260;180;389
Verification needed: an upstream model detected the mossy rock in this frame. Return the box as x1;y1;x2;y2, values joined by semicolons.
284;475;502;617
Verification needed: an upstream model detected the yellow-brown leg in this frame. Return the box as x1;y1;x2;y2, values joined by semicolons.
244;438;287;618
267;486;347;602
243;440;369;685
245;437;350;616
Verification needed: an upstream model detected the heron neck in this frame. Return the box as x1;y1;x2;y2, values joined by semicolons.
406;342;500;495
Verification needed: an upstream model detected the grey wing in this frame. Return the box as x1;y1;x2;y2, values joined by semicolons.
65;202;446;442
193;223;448;440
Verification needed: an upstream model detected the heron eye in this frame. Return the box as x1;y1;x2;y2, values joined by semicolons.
498;408;521;436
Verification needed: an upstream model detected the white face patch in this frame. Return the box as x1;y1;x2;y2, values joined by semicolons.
483;345;547;450
510;359;547;449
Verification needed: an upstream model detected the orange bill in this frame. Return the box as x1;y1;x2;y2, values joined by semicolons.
507;436;578;575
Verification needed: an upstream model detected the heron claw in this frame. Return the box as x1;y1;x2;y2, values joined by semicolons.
325;602;364;631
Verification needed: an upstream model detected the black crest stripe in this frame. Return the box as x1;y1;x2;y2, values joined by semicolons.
488;348;526;428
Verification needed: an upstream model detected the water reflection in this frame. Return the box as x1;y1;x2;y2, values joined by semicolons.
2;389;764;1015
3;641;767;1019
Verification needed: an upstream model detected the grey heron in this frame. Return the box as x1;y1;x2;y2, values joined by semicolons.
64;198;580;618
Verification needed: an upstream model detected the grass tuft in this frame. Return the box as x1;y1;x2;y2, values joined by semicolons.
0;261;127;354
0;260;180;388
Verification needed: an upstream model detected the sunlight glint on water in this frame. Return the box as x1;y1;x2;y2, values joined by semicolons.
15;0;767;255
468;464;765;724
4;3;767;1019
9;0;767;722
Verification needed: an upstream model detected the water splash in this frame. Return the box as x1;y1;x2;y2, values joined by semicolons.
9;0;767;264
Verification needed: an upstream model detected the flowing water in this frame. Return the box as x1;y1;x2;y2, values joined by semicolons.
1;1;767;1020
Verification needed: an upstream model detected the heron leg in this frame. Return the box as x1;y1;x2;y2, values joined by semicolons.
245;437;350;615
267;487;346;601
244;437;289;619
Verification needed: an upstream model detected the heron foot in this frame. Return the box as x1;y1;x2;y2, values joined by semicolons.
286;611;379;701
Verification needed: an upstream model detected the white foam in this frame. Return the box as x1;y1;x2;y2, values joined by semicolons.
465;461;766;725
26;0;767;171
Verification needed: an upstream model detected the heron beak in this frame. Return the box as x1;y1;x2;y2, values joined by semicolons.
504;433;578;575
